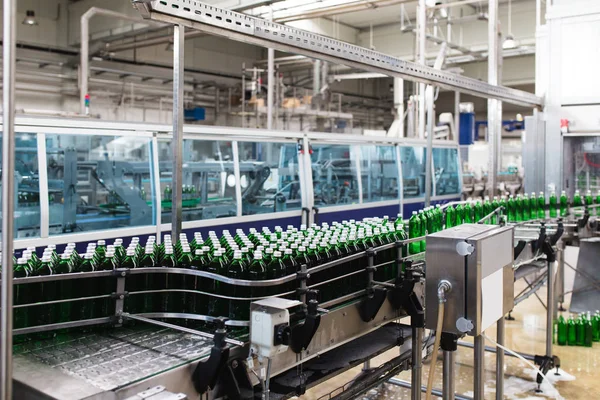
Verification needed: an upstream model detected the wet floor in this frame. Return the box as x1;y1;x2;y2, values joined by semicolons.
301;280;600;399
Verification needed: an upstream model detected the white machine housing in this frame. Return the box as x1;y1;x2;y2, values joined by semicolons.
250;298;302;358
425;224;515;336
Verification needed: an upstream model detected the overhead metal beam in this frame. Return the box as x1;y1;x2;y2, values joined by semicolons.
131;0;543;108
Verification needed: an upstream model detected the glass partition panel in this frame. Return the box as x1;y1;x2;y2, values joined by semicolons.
0;133;41;238
433;147;461;196
45;134;154;235
400;146;427;199
238;142;302;215
311;144;360;206
360;145;399;203
158;139;236;223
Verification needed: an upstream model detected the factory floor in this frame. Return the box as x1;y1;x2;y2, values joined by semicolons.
302;280;600;399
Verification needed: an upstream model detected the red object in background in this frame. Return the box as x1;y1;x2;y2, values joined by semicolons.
560;119;569;133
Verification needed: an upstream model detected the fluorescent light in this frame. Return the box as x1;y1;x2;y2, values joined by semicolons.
22;10;38;26
502;35;517;49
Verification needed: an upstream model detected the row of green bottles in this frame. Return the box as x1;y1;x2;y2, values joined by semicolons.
556;311;599;347
408;206;443;255
163;185;198;202
9;217;410;329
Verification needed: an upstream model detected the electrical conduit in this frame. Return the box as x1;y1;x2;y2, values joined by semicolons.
426;280;451;400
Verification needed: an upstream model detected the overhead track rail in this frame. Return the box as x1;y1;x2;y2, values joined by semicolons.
132;0;543;109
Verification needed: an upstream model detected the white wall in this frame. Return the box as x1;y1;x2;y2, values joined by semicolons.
0;0;69;47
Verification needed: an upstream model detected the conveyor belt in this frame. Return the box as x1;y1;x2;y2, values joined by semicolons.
13;326;213;399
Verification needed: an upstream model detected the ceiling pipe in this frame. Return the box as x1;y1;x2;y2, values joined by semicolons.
80;7;163;115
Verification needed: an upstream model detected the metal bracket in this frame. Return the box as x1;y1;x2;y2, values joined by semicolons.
290;290;321;353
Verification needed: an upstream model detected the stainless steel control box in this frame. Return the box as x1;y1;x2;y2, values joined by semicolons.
425;224;514;336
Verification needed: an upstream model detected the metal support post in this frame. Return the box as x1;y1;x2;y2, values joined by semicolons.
412;326;423;400
424;87;434;207
172;24;185;239
267;7;274;130
417;0;426;140
394;78;405;137
556;244;565;311
546;260;554;358
442;351;455;400
1;0;17;397
487;0;501;199
454;92;460;142
313;60;321;97
496;318;505;400
473;334;485;400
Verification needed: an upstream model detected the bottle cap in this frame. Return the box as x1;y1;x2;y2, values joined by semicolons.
165;247;173;254
309;243;317;250
254;252;263;259
195;249;203;255
61;254;70;260
234;251;242;259
85;253;94;260
266;248;274;254
202;246;210;252
41;256;52;262
273;251;282;257
17;258;27;265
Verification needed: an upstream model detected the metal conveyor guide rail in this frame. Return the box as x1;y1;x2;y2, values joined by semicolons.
131;0;542;108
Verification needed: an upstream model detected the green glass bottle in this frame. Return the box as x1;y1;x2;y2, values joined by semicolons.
206;249;226;317
573;190;582;207
77;253;97;321
13;258;30;329
409;212;421;255
482;197;492;224
463;202;473;224
585;189;593;207
445;205;456;228
549;191;558;218
595;191;600;216
567;314;577;345
394;213;403;229
34;255;56;327
474;200;484;223
455;204;464;226
584;312;594;347
434;205;443;231
538;192;546;219
226;251;248;320
426;207;436;235
267;250;287;297
55;253;74;323
491;196;500;224
515;195;524;222
576;314;585;346
593;310;600;342
248;251;268;301
560;190;568;217
557;315;567;346
507;196;516;223
164;185;172;202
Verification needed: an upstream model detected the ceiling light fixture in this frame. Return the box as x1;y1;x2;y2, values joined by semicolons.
22;10;38;26
502;0;518;49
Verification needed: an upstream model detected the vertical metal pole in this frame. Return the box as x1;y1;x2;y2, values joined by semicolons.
473;334;485;400
424;89;434;207
1;0;17;397
394;78;405;137
267;7;274;130
411;327;423;400
81;13;90;115
556;243;565;311
313;60;321;97
454;92;460;142
442;351;455;400
546;260;554;358
172;25;185;240
417;0;426;140
496;318;505;400
487;0;500;199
